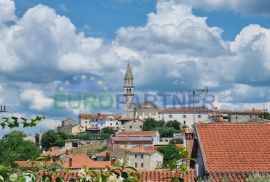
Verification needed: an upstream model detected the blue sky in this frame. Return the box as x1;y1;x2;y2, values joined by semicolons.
13;0;270;41
14;0;157;39
1;0;270;135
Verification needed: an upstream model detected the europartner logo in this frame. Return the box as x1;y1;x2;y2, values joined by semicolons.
53;72;216;110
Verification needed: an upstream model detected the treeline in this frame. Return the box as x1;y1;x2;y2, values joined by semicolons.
142;118;187;138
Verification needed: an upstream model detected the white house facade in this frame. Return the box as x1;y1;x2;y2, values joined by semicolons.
158;107;210;128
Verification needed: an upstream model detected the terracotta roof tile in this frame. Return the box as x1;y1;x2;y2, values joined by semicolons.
79;113;120;119
196;122;270;173
17;153;111;170
117;131;158;136
111;136;153;142
159;106;209;113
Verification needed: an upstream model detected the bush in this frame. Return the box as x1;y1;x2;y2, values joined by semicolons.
165;120;181;130
100;127;115;135
169;138;184;144
157;145;180;167
142;117;157;131
158;127;179;138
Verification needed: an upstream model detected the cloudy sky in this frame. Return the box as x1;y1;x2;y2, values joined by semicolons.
1;0;270;134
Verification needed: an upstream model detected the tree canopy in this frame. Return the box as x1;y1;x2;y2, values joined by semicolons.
142;117;157;131
165;120;181;130
157;145;180;167
100;127;115;135
41;130;65;150
0;131;41;167
259;112;270;120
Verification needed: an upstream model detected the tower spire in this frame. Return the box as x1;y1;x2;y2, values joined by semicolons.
124;62;133;80
123;63;134;118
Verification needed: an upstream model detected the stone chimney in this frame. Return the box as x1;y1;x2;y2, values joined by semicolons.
69;157;72;168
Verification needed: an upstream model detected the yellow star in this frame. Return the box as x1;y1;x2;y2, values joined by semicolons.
59;86;64;91
81;75;86;80
98;80;103;85
90;76;95;81
73;76;77;81
64;81;69;85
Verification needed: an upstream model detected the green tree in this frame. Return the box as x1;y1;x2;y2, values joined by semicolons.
157;145;180;167
156;120;165;127
169;138;184;144
41;130;65;150
142;117;157;131
165;120;181;130
100;127;115;135
0;131;41;167
259;112;270;120
158;127;178;137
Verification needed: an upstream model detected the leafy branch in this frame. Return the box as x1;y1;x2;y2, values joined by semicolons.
0;116;45;129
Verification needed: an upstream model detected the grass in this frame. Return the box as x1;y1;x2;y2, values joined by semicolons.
71;141;106;155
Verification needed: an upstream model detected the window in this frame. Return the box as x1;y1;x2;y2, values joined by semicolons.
135;154;137;158
135;163;137;167
169;114;173;118
140;125;142;128
141;154;143;159
184;121;186;125
141;163;144;167
183;115;186;118
129;126;132;129
85;121;87;123
110;123;112;126
197;115;201;118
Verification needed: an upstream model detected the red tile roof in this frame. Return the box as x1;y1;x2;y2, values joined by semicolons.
118;146;158;155
111;136;152;142
79;113;120;119
159;106;209;113
17;153;111;170
228;110;264;115
117;131;158;136
96;150;111;157
195;122;270;173
118;117;133;121
42;150;66;157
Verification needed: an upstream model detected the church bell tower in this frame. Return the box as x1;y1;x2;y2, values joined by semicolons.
123;63;134;117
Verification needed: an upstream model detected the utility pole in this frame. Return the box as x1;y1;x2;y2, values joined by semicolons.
192;88;208;125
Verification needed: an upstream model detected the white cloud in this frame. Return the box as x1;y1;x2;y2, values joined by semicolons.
175;0;270;16
20;89;54;110
1;0;270;130
116;1;228;57
0;0;16;23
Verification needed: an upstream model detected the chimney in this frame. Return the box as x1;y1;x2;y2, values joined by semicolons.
69;157;72;168
195;164;199;177
111;157;116;165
